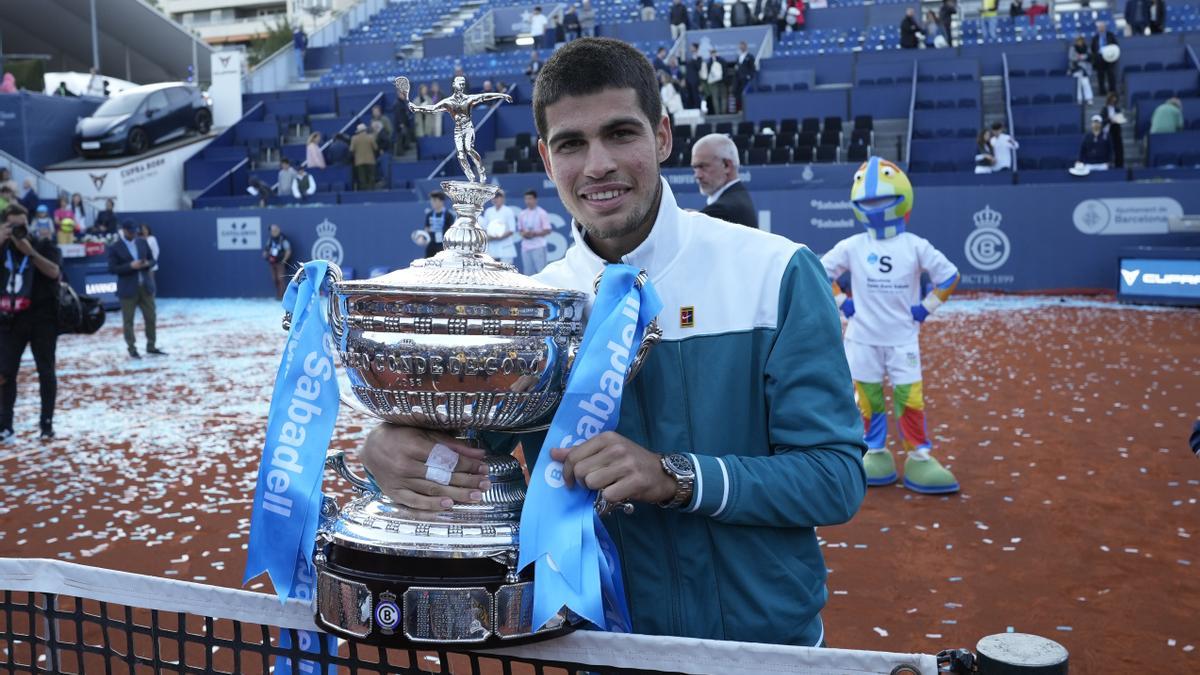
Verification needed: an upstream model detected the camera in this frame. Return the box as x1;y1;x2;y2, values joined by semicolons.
9;224;27;240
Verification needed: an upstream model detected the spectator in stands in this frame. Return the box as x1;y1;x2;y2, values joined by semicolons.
93;199;117;237
1078;114;1112;169
708;0;726;27
731;0;753;26
691;133;758;228
924;11;946;48
370;120;388;187
1009;0;1025;17
0;187;10;213
18;179;37;215
661;71;685;120
1069;35;1095;105
292;166;317;201
31;205;53;241
483;189;518;267
786;0;806;33
0;169;15;194
413;84;433;137
1026;0;1047;23
703;48;727;115
139;224;159;278
53;82;71;97
52;195;73;233
306;132;326;169
580;0;597;36
1090;21;1119;97
526;50;544;84
1104;91;1125;168
641;0;657;21
429;83;445;136
975;128;996;173
734;41;756;112
980;0;999;41
939;0;957;46
1150;97;1184;134
693;0;708;28
685;43;703;110
326;132;351;166
760;0;784;39
372;104;394;150
109;220;161;359
653;47;670;78
0;73;15;94
293;27;308;80
1149;0;1166;33
57;218;78;245
1125;0;1150;35
989;121;1018;171
900;8;924;49
422;191;455;258
262;224;292;300
0;203;62;442
670;0;690;40
517;189;551;274
564;4;582;41
393;99;415;156
276;159;297;196
547;14;565;50
530;4;549;42
350;123;378;191
68;193;88;232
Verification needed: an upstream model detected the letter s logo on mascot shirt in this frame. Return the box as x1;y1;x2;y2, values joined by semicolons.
879;255;893;273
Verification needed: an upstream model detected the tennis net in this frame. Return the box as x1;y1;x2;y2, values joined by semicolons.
0;558;938;674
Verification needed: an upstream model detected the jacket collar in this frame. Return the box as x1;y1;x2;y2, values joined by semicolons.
568;176;687;283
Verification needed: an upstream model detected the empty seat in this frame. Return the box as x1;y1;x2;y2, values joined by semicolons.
514;132;533;149
854;115;874;131
694;122;714;136
492;160;511;174
824;117;843;133
746;147;769;165
778;118;799;135
753;134;775;149
820;129;842;146
516;159;534;173
793;145;814;163
802;117;821;133
850;129;872;146
672;124;692;140
736;121;756;136
715;121;734;134
504;146;524;161
732;134;753;151
796;131;818;147
816;144;839;163
846;144;870;162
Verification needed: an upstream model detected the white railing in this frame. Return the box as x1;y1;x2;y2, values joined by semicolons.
0;148;70;201
463;9;496;55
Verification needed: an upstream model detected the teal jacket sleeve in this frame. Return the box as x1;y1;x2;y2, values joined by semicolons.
684;247;867;528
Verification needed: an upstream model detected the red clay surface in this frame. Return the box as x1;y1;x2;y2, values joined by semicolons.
0;297;1197;674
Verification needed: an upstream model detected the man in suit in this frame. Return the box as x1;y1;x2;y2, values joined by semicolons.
1090;20;1119;96
691;133;758;228
734;41;756;112
707;0;726;28
108;220;162;359
684;42;703;110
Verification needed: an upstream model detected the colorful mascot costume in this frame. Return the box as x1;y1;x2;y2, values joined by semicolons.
820;157;961;494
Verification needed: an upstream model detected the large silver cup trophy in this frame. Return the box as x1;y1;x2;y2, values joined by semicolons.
290;75;660;647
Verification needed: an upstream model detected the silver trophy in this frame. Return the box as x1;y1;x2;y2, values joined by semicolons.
289;75;660;646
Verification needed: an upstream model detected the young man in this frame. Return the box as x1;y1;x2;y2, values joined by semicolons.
422;191;455;258
820;157;961;494
482;189;518;267
0;204;62;441
276;159;297;196
517;189;552;274
357;37;865;647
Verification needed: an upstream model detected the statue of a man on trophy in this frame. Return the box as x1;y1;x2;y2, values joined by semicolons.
397;75;512;184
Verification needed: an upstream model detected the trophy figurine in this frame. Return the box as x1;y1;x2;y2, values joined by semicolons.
294;73;660;647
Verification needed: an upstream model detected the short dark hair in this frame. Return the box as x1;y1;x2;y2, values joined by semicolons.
280;158;291;166
532;38;662;141
4;203;28;220
524;189;537;198
429;190;446;201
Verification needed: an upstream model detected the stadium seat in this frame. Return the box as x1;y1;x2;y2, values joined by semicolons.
824;117;843;133
847;144;870;162
854;115;874;131
746;148;769;165
504;146;524;162
514;132;533;149
736;121;756;136
760;120;778;134
802;117;821;134
492;160;511;174
816;144;839;163
753;134;775;149
793;145;814;163
820;129;842;146
769;147;792;164
695;122;714;137
779;119;799;135
715;122;734;134
516;159;534;173
850;129;872;146
732;134;753;152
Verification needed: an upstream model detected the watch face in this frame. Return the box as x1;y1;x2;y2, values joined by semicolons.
666;453;694;476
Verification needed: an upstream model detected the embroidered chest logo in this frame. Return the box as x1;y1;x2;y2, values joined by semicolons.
679;306;695;328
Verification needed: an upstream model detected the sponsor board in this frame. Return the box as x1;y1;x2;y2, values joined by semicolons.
1118;257;1200;302
217;217;262;251
1073;198;1184;235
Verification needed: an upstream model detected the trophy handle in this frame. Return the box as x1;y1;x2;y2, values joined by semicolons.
327;450;378;494
590;268;661;384
281;262;345;338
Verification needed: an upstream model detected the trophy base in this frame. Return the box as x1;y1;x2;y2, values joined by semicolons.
313;542;576;647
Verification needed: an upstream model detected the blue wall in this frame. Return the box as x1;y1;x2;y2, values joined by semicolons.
0;92;102;169
138;178;1200;298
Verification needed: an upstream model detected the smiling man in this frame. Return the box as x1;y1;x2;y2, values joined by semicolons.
357;38;866;646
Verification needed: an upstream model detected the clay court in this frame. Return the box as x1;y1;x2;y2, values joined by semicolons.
0;296;1197;674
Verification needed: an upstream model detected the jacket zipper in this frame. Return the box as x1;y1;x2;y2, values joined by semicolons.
636;353;683;634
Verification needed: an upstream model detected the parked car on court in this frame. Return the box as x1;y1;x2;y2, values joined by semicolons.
74;82;212;157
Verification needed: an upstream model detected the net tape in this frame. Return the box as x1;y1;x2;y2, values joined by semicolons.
0;558;938;674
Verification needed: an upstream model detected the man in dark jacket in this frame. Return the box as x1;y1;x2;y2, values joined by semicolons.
707;0;726;27
0;204;61;441
108;220;161;359
734;41;756;113
563;4;582;40
731;0;752;25
1149;0;1166;33
692;134;758;228
1090;20;1119;96
684;43;703;110
669;0;689;40
1079;114;1113;167
939;0;957;46
900;8;923;48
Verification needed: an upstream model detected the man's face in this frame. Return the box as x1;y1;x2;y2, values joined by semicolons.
372;105;381;118
431;197;444;211
122;228;135;241
538;88;670;243
524;194;536;209
906;8;915;16
1097;21;1106;32
739;42;747;53
690;142;731;196
270;225;281;237
1091;120;1102;133
494;193;505;207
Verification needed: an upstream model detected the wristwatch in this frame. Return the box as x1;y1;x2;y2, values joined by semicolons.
658;453;696;510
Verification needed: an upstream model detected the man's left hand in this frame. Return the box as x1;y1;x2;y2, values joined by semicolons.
549;431;675;505
910;303;930;322
10;235;34;256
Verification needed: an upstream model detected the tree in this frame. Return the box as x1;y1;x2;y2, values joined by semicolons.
248;16;295;67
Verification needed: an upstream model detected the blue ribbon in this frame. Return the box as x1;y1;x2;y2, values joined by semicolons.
518;264;662;632
242;261;340;673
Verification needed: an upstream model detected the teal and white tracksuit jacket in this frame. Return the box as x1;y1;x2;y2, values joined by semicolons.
507;179;867;646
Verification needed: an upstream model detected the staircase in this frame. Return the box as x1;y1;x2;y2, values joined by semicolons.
1084;97;1144;167
404;0;488;58
875;119;909;163
982;75;1007;129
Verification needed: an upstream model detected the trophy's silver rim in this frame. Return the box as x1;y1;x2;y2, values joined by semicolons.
334;282;589;302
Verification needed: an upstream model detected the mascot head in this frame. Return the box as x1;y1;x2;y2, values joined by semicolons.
850;156;913;239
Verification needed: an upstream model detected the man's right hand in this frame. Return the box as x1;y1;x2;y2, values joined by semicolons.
357;424;492;511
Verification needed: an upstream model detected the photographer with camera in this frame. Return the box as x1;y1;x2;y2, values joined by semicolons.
262;224;292;300
0;203;62;442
